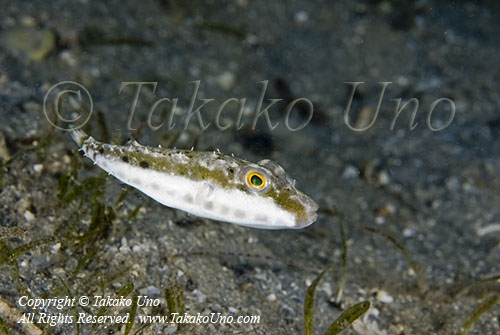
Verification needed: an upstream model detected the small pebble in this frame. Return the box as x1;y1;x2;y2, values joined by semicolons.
403;228;416;238
376;290;394;304
0;27;56;61
164;324;178;334
216;71;236;91
51;243;61;254
445;176;461;191
0;132;9;160
24;210;35;222
342;165;360;179
139;286;161;296
60;50;78;67
377;170;391;185
266;293;277;301
33;164;44;174
477;223;500;236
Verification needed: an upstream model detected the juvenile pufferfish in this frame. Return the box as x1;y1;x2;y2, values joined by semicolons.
71;129;318;229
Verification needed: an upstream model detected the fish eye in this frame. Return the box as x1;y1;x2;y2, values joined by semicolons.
245;170;268;192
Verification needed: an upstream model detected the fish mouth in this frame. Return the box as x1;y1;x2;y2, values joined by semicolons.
304;208;319;227
294;197;319;228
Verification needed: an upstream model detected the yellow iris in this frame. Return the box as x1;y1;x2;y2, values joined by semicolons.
246;171;267;191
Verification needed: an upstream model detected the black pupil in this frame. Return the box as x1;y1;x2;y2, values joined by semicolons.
250;175;263;187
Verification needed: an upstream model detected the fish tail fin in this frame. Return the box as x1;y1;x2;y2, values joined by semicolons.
69;126;89;147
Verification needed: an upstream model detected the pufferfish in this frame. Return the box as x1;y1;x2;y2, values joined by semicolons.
71;129;318;229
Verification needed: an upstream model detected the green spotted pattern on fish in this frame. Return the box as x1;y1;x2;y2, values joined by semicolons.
71;129;318;229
